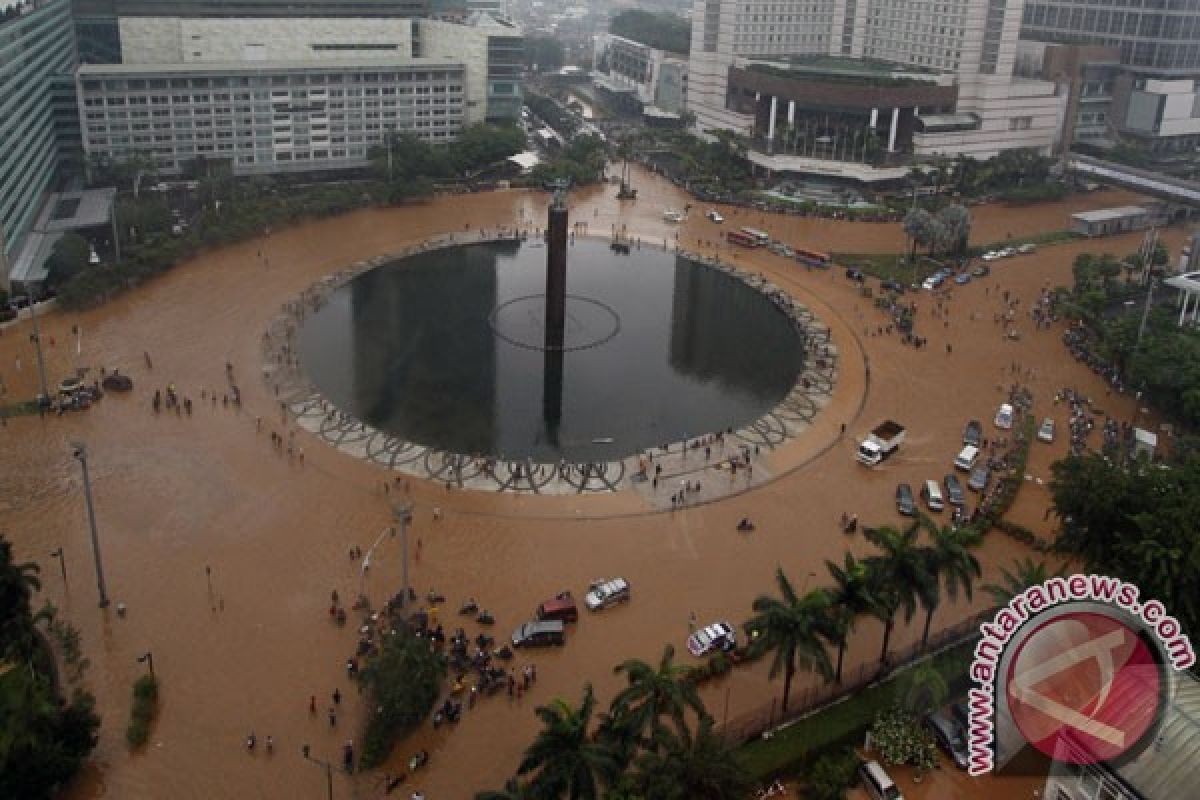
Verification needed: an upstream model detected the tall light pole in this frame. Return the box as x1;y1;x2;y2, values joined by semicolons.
50;547;66;585
138;651;154;678
391;502;413;606
71;441;109;608
27;290;50;406
302;744;334;800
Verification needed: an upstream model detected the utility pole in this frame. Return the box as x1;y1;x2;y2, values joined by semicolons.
392;502;413;606
138;651;154;678
302;745;334;800
71;441;109;608
28;290;50;406
50;547;66;585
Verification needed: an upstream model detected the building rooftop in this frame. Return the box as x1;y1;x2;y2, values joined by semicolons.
79;58;464;74
8;189;117;285
1071;205;1151;223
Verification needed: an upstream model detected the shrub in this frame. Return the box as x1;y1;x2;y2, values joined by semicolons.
804;748;860;800
126;674;159;748
356;625;446;769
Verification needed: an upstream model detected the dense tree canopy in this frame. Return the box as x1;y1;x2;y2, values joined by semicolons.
1051;453;1200;639
44;233;91;287
609;10;691;55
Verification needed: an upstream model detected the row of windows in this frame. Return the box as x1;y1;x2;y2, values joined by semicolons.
79;71;462;93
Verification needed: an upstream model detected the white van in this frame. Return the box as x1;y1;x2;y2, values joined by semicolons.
859;760;903;800
921;480;945;512
954;445;980;471
994;403;1014;430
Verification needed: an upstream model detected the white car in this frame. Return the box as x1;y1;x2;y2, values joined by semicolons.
584;578;630;611
705;209;724;223
994;403;1014;430
1018;243;1037;254
663;209;686;223
1037;417;1055;442
981;251;999;261
999;247;1017;258
687;621;736;657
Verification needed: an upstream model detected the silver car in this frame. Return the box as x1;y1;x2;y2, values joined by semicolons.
584;578;630;611
1038;417;1055;442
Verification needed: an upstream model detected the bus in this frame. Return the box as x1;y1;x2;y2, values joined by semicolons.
795;247;831;268
740;227;771;246
726;230;762;248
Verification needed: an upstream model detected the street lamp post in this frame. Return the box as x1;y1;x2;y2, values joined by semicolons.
302;745;334;800
27;290;50;406
50;547;66;585
392;503;414;606
138;651;154;678
70;441;109;608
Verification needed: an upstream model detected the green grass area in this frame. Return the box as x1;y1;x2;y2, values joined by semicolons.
736;638;976;780
126;674;159;748
971;229;1081;254
1;400;42;419
832;253;938;286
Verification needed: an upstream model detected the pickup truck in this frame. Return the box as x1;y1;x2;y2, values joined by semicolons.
857;420;906;466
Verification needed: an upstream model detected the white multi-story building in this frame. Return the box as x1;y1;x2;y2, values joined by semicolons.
76;14;522;176
688;0;1068;172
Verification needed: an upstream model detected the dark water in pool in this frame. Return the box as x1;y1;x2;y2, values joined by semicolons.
297;239;805;462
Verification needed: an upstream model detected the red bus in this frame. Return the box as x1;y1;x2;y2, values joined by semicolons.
795;247;831;268
726;230;762;248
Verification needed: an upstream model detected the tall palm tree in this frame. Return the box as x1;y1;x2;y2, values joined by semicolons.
0;537;42;661
630;716;754;800
518;685;621;800
745;568;838;713
609;644;706;748
984;558;1067;606
918;516;982;650
864;523;936;667
825;552;878;683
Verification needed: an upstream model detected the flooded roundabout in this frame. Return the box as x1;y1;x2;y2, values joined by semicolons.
0;171;1167;800
266;225;836;495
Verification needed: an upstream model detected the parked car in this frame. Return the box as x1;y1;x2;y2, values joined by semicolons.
584;578;630;611
967;464;990;492
705;209;724;223
536;592;578;623
880;279;905;294
686;621;736;656
926;710;970;770
951;700;970;730
981;250;1000;261
954;272;971;285
971;263;991;278
921;275;945;291
921;479;945;512
858;760;904;800
1037;417;1056;443
511;620;565;648
943;474;965;506
1017;243;1037;254
999;247;1017;258
845;268;865;282
994;403;1014;430
962;419;982;447
895;483;916;516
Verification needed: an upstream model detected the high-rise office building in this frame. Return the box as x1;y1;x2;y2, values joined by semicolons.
1019;0;1200;158
75;10;522;177
0;0;78;281
687;0;1068;175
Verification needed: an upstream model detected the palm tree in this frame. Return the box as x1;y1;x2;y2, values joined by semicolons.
745;568;838;713
825;552;878;683
0;537;42;661
900;662;950;717
630;716;754;800
918;516;982;650
864;523;937;667
518;685;621;800
984;558;1067;606
609;644;706;748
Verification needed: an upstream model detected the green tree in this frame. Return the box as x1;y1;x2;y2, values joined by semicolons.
476;778;537;800
864;523;937;667
825;553;878;683
935;204;971;258
609;644;705;748
44;233;92;287
518;685;621;800
899;662;949;717
902;208;936;264
0;538;41;661
917;516;981;650
355;625;446;769
745;568;838;713
984;557;1067;606
627;717;753;800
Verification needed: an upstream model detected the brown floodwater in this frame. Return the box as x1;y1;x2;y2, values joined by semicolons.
0;167;1176;799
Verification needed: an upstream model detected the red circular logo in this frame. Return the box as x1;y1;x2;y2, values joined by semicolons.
1006;611;1162;764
